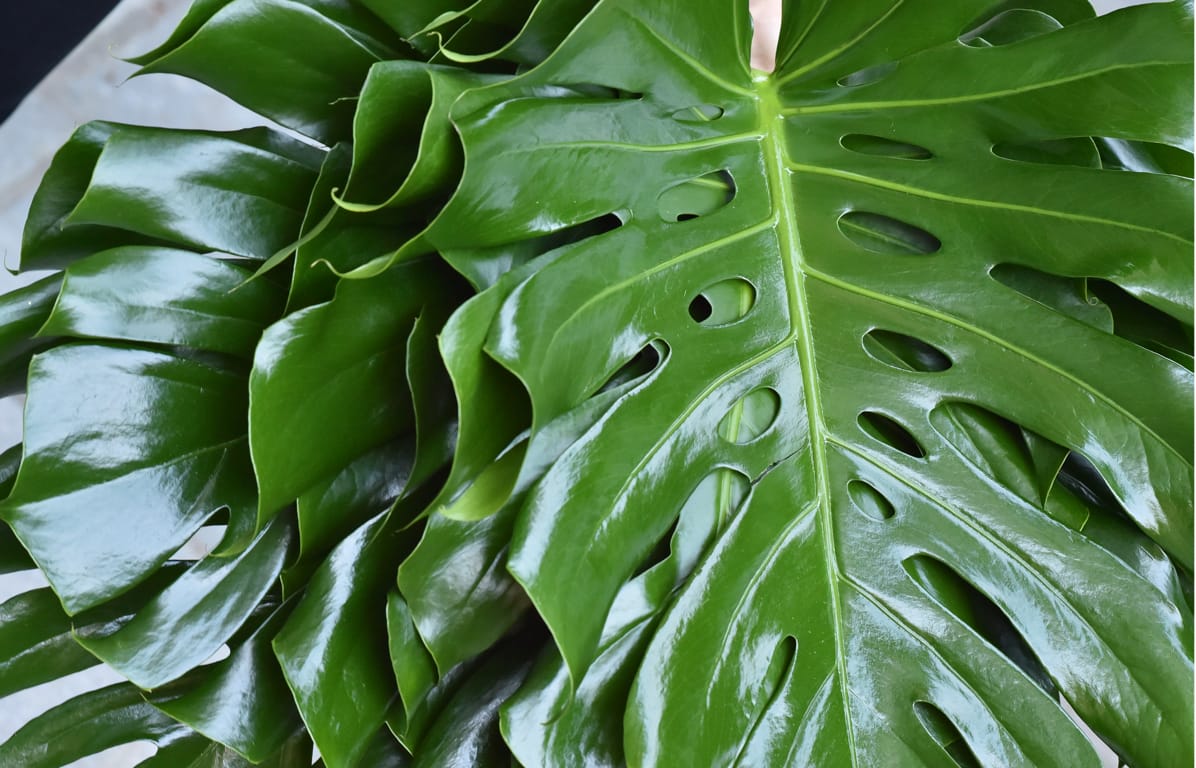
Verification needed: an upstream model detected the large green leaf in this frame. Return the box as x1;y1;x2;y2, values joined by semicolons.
273;509;416;768
1;0;1192;765
396;320;652;675
20;121;130;270
65;126;322;261
500;442;731;767
339;62;501;211
21;122;323;269
0;683;189;767
2;684;310;768
75;514;293;689
0;345;256;613
130;0;406;143
149;603;305;762
40;246;285;359
136;732;309;768
0;274;62;395
407;635;534;768
0;565;186;699
249;260;461;523
422;1;1193;765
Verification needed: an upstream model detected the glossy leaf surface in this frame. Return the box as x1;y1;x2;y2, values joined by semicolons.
249;262;454;521
0;683;189;767
422;1;1194;765
75;515;293;689
0;565;185;698
41;247;286;359
150;604;305;762
20;121;131;270
132;0;403;143
273;511;414;768
0;274;62;395
0;0;1190;766
0;345;256;613
408;639;533;768
66;126;321;261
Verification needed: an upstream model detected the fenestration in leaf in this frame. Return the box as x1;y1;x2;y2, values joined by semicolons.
0;0;1189;767
421;1;1194;765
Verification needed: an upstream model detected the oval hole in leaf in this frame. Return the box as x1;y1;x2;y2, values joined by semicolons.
463;211;626;291
1055;451;1126;516
928;400;1092;532
837;61;897;87
557;84;643;100
657;170;736;222
989;263;1112;333
991;137;1101;169
1096;138;1194;177
756;635;797;712
863;329;952;373
552;83;621;99
904;554;1055;695
669;104;724;123
912;701;983;767
683;469;749;545
732;634;800;756
632;515;681;579
170;525;228;560
1088;279;1194;368
639;468;751;582
533;211;629;270
858;411;925;458
838;212;941;256
594;340;665;397
959;9;1063;47
690;277;756;325
719;388;780;444
847;480;895;521
544;211;626;247
840;134;933;160
200;643;231;666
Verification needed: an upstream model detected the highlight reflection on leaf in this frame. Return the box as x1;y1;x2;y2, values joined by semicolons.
0;1;1190;766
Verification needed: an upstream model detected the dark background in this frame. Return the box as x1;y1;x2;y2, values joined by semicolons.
1;1;123;121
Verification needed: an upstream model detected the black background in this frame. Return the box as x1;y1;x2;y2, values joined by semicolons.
1;1;123;121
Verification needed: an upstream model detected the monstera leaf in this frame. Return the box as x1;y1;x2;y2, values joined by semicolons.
0;0;1190;766
418;1;1194;766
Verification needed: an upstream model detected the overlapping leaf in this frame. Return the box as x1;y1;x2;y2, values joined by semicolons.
0;0;584;764
0;0;1190;766
415;1;1194;765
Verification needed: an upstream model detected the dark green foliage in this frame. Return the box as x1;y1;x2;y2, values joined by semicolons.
0;1;1191;766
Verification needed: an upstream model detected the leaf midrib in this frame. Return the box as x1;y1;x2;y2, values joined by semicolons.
757;59;1187;761
755;72;860;763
